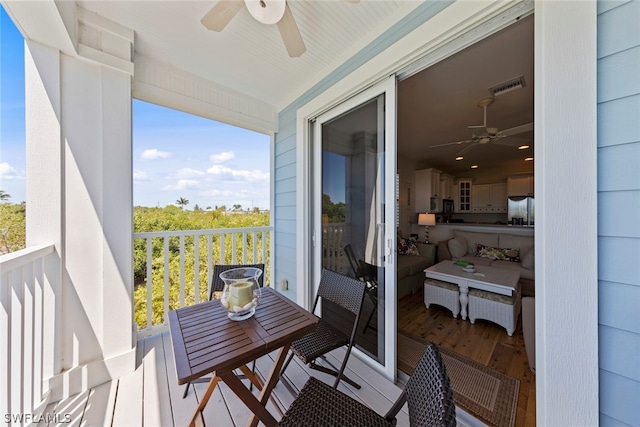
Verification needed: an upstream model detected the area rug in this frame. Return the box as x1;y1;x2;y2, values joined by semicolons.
398;333;519;427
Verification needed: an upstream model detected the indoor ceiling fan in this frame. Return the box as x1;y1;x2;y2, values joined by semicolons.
431;97;534;155
201;0;359;58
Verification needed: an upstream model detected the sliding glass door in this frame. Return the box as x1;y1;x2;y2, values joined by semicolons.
312;77;397;379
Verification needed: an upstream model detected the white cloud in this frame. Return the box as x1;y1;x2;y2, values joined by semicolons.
0;162;20;180
206;165;269;182
163;179;199;191
209;151;235;164
141;149;172;160
169;167;205;179
133;170;150;181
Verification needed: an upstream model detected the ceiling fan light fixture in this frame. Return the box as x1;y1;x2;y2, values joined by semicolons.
245;0;286;24
478;136;491;144
518;144;530;150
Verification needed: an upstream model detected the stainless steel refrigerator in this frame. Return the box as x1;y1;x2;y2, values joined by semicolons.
508;196;535;226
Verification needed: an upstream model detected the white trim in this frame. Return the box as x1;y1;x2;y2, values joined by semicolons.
296;0;533;359
533;1;599;423
45;348;136;402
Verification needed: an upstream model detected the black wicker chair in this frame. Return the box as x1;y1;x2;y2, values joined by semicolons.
344;244;378;334
182;263;265;398
279;268;367;391
277;342;457;427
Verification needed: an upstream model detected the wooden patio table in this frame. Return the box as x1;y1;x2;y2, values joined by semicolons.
169;287;318;427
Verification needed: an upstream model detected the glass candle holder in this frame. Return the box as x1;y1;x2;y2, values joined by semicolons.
219;267;262;321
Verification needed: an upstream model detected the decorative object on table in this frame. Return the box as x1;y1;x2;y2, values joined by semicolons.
183;263;264;398
220;266;262;320
462;265;476;273
418;213;436;243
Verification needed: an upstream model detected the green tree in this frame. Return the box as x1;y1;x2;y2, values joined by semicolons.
176;197;189;209
322;194;346;223
232;204;242;211
0;190;11;202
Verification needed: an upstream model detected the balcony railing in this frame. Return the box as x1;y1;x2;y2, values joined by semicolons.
133;226;272;337
1;244;58;423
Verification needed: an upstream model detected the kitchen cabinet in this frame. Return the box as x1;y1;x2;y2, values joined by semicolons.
507;174;534;196
472;182;507;212
415;168;441;213
456;180;472;213
440;174;455;200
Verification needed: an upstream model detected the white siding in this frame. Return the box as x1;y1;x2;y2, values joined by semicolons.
597;0;640;425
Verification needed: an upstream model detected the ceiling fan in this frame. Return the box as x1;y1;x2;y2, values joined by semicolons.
431;97;533;155
201;0;359;58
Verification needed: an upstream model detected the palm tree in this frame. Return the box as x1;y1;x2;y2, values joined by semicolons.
176;197;189;209
0;190;10;202
232;204;242;211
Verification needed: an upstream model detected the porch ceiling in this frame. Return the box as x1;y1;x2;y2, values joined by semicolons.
77;0;421;110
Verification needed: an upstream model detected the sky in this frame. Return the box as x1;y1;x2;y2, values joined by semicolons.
0;7;270;210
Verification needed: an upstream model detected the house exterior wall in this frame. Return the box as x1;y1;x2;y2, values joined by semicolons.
596;1;640;425
274;0;604;423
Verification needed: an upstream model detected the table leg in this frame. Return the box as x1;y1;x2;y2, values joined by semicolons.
188;374;220;427
460;284;469;320
220;344;291;427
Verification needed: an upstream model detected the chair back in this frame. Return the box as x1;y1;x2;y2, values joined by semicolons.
209;263;265;300
343;244;361;278
404;343;456;427
316;269;366;316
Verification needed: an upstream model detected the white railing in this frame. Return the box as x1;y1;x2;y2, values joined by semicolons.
133;226;272;336
1;244;58;425
322;223;348;274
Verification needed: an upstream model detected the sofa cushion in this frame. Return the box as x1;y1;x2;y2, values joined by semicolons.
452;230;499;255
475;244;521;262
448;236;468;258
460;255;493;266
491;260;535;280
521;248;535;270
499;234;534;259
397;255;432;279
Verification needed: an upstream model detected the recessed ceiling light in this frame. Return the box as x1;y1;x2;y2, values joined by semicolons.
518;145;530;150
471;165;479;169
525;157;534;161
455;156;464;161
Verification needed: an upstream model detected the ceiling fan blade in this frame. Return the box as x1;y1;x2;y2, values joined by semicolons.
277;3;306;57
456;143;480;156
500;122;534;137
431;139;472;148
201;0;245;32
493;136;530;147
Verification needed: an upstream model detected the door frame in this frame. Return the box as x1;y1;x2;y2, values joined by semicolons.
294;2;598;422
309;77;397;380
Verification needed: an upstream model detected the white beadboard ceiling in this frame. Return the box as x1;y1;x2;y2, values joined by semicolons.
78;0;421;110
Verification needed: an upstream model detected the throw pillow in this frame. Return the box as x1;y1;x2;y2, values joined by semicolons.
448;236;468;258
475;244;521;262
398;238;420;256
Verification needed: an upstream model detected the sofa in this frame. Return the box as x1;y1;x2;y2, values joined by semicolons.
437;229;535;297
397;239;436;298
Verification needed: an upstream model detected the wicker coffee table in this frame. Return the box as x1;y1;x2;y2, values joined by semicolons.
424;261;521;335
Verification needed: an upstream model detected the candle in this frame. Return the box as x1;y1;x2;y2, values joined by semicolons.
228;281;254;309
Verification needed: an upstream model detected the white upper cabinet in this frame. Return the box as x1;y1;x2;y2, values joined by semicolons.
415;168;441;213
507;174;534;196
472;182;507;212
440;174;455;200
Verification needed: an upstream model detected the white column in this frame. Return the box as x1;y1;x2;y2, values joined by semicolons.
25;40;135;400
534;1;599;424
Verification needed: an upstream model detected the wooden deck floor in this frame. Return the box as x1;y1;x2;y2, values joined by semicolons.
37;330;403;426
38;328;482;426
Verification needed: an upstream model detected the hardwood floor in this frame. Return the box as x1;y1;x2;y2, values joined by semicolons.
397;289;536;427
